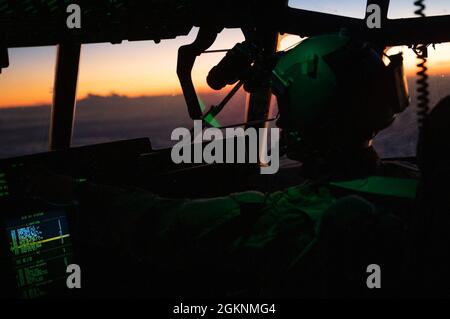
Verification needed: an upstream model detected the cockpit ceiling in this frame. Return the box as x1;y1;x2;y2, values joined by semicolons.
0;0;194;47
3;1;450;49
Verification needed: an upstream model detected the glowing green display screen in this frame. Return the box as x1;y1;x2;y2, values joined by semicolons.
6;209;73;299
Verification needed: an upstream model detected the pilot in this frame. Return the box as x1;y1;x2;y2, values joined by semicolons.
28;34;418;298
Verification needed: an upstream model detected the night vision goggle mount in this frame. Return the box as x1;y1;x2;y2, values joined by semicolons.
177;27;280;126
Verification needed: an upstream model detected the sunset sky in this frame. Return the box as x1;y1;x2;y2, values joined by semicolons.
1;0;450;108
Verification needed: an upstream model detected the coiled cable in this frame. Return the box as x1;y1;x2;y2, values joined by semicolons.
413;0;430;143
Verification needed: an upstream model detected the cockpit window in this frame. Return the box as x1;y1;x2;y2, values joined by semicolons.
0;28;246;159
288;0;367;18
373;44;450;158
73;28;246;150
289;0;450;19
2;19;450;160
0;46;57;159
388;0;450;18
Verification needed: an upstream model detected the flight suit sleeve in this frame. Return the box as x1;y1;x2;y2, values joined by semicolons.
75;181;267;265
73;182;327;295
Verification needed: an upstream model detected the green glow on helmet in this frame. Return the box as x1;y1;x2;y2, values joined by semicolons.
272;34;350;130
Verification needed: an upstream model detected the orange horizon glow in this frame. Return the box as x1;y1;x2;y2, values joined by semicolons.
2;33;450;109
0;86;220;109
0;28;246;109
3;63;450;109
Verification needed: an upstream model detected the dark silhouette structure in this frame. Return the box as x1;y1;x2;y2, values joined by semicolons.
1;0;450;299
